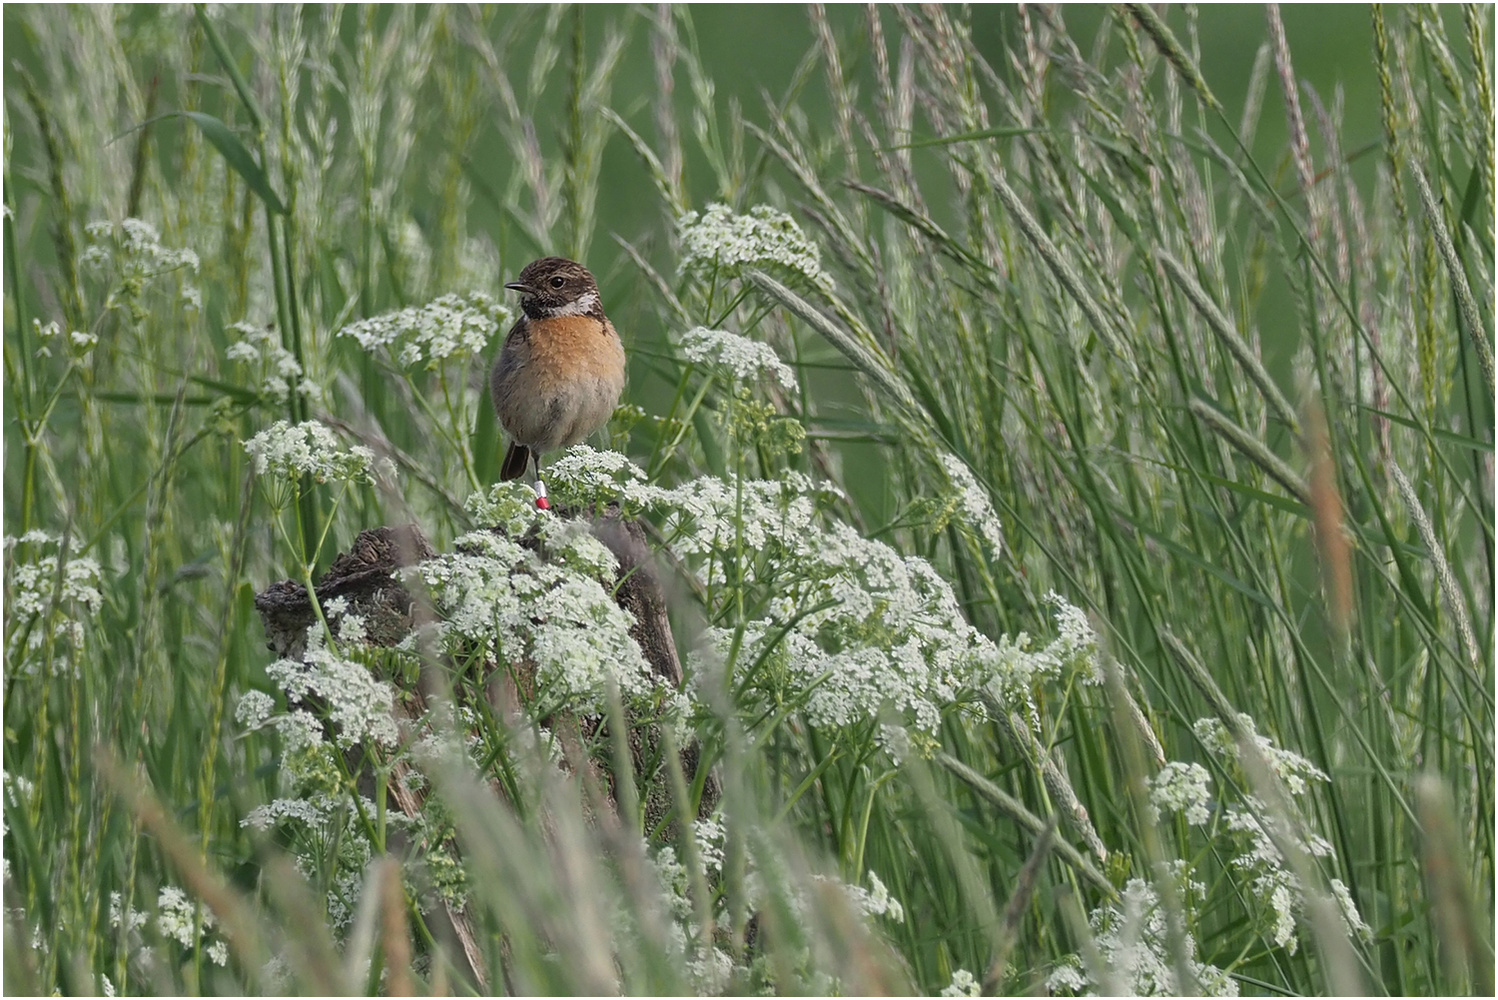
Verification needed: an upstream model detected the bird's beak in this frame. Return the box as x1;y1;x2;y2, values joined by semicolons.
504;281;535;296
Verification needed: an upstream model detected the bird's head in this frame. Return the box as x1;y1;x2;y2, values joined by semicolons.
505;257;601;319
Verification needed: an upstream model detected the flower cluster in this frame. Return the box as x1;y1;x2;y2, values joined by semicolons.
1222;801;1370;951
227;443;1105;984
4;532;104;621
650;471;834;571
977;595;1099;708
265;643;401;750
408;527;655;712
1221;806;1333;950
644;819;905;994
1047;713;1365;988
539;446;663;513
108;893;148;934
31;318;98;361
838;871;905;924
938;454;1005;561
236;637;415;929
225;321;316;404
689;519;987;735
941;969;982;997
1194;716;1365;951
541;447;1097;740
240;631;395;823
1192;715;1329;795
155;886;229;966
81;218;201;276
693;815;727;875
241;794;337;832
463;483;634;593
336;292;509;368
102;883;229;990
243;420;385;485
645;842;735;993
3;531;104;673
678;204;827;287
678;326;798;390
80;218;201;311
1047;877;1237;997
3;772;30;883
1149;761;1213;826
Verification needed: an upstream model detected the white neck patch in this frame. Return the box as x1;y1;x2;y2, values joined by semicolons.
544;290;600;317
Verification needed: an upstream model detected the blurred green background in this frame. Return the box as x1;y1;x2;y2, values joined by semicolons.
2;3;1389;322
2;3;1401;516
4;5;1490;994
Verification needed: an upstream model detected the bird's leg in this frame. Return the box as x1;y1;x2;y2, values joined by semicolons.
532;453;551;511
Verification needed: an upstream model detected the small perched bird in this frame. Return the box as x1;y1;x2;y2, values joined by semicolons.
490;257;626;491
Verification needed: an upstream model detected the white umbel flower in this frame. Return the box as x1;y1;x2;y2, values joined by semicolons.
678;203;827;286
243;420;383;484
336;292;508;366
939;454;1005;559
265;648;400;749
1149;761;1213;826
940;969;981;997
679;326;798;390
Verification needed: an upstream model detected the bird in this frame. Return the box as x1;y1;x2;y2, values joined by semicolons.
489;257;626;504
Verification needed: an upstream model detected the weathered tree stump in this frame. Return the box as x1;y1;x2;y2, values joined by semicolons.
253;511;718;989
254;523;436;661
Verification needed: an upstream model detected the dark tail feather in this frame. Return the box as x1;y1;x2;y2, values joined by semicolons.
500;443;532;482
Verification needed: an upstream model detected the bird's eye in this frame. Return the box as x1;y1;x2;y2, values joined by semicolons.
550;276;566;289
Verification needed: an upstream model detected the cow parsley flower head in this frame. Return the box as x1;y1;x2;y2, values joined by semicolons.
694;815;727;876
528;574;653;700
336;292;508;367
235;690;277;730
1149;761;1213;825
678;327;797;390
81;218;200;276
156;886;213;949
1049;879;1238;996
241;795;335;831
265;648;400;749
536;518;619;580
243;420;386;485
1043;591;1099;675
3;536;103;621
225;321;317;404
4;532;104;673
272;709;326;753
544;445;666;512
977;594;1099;707
411;529;656;710
678;203;827;287
31;319;97;361
465;480;545;536
1046;962;1089;994
941;969;981;997
844;871;905;924
684;486;990;737
409;531;529;642
1330;878;1371;939
1219;803;1365;953
939;454;1005;559
109;893;149;933
1192;716;1328;795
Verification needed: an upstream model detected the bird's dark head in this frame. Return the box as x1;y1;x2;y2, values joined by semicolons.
505;257;602;319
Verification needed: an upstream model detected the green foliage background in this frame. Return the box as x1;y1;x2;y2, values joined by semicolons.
3;3;1493;996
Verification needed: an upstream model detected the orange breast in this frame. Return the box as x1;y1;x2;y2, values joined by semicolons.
526;315;626;391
